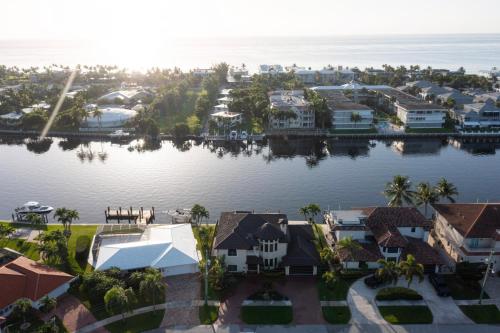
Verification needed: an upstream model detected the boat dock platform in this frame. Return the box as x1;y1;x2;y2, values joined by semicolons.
104;206;155;224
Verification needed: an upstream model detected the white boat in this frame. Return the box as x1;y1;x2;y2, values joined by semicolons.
15;201;54;215
109;130;130;138
165;208;192;224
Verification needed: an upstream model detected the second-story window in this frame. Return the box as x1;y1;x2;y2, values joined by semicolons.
264;243;268;252
275;242;278;251
228;249;237;256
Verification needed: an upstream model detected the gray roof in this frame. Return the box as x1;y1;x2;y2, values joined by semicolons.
281;224;321;266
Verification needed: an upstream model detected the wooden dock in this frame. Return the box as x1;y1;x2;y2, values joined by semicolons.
104;206;155;224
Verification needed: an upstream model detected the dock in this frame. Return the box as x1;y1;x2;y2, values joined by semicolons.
104;206;155;224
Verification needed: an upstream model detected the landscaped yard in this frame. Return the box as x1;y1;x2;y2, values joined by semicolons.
459;305;500;324
322;306;351;324
104;310;165;333
317;278;352;301
241;306;293;324
378;306;433;324
444;275;488;300
199;305;219;324
0;237;40;261
375;287;422;301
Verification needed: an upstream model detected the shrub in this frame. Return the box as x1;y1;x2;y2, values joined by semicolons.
75;235;91;262
376;287;423;301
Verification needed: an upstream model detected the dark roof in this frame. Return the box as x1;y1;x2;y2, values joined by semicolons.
281;224;321;266
255;222;285;241
402;237;445;266
432;203;500;238
369;222;408;248
336;241;383;262
213;212;288;249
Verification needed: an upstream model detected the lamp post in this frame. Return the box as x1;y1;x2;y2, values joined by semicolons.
478;248;495;305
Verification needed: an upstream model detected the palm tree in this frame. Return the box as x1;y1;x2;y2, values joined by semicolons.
39;296;57;314
26;212;44;236
320;247;335;264
191;204;209;226
415;182;438;217
299;206;309;222
435;178;459;203
139;268;165;311
351;113;362;128
383;175;414;207
376;259;400;285
399;254;424;288
92;106;103;130
307;203;321;224
12;299;32;325
336;236;361;268
104;286;136;320
54;208;79;233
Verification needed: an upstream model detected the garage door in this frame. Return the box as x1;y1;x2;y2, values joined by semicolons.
289;266;314;275
162;264;199;276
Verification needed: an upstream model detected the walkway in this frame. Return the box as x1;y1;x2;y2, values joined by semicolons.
162;274;202;327
45;295;108;333
347;278;385;324
75;300;220;333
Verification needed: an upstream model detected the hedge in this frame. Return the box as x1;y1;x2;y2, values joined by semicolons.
376;287;423;301
75;235;91;262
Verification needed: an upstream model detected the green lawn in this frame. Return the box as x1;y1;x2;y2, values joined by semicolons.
329;128;378;134
459;305;500;324
322;306;351;324
0;238;40;260
405;127;455;134
105;310;165;333
444;275;489;300
241;306;293;325
317;278;353;301
378;306;433;324
199;305;219;324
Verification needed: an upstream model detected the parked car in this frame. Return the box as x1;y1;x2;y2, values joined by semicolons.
429;273;451;297
364;274;385;289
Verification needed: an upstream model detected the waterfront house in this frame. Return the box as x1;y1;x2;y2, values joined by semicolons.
286;65;316;84
324;207;444;272
259;64;284;75
452;100;500;128
191;68;215;78
84;107;137;128
0;248;74;317
430;203;500;271
268;90;315;129
212;212;321;275
89;224;199;276
210;111;243;128
396;101;446;128
473;92;500;104
227;66;251;83
436;91;473;108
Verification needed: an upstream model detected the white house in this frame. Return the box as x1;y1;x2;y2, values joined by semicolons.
453;100;500;128
89;224;199;276
210;111;243;128
324;207;445;272
0;250;74;317
268;90;315;129
212;212;321;275
259;64;284;75
431;203;500;271
84;107;137;128
328;101;374;130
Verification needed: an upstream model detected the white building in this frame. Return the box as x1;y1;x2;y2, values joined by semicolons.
324;207;444;272
212;212;320;275
191;68;215;78
98;89;151;104
259;64;284;75
89;224;199;276
396;101;446;128
453;100;500;128
210;111;243;127
328;101;374;130
268;90;315;129
227;66;251;83
84;107;137;128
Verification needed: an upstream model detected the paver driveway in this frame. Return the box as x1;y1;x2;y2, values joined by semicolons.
161;274;202;327
216;276;324;325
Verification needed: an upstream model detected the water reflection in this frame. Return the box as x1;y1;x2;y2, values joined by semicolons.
391;139;446;156
25;138;52;154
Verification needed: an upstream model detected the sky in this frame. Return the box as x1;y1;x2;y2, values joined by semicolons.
1;0;500;40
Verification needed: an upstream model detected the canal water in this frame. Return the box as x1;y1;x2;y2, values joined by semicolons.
1;136;499;223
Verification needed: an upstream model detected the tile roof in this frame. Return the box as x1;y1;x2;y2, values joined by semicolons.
336;241;383;262
402;237;445;265
432;203;500;238
281;224;321;266
0;256;74;309
214;212;288;249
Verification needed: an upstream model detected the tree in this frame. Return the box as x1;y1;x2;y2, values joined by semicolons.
376;259;400;285
350;113;362;128
26;212;44;236
104;286;136;319
307;203;321;224
336;236;361;268
415;182;438;216
320;247;334;264
37;230;68;264
53;208;79;232
12;298;33;325
322;270;339;288
298;206;309;222
92;107;103;130
186;115;202;134
173;123;190;138
191;204;209;226
383;175;414;207
435;178;459;203
39;295;57;314
139;268;165;311
22;110;48;130
399;254;424;288
0;224;15;241
208;256;226;291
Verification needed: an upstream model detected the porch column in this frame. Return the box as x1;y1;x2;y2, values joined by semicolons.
285;266;290;276
257;264;260;274
313;266;317;276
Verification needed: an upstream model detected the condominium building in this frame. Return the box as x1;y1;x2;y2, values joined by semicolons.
268;90;315;129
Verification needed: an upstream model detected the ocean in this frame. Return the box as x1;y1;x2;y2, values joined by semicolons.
0;34;499;73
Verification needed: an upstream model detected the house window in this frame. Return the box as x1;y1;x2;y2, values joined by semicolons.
387;257;397;262
387;247;398;253
264;259;269;267
275;243;278;251
470;239;479;248
411;227;416;233
228;249;237;256
227;265;237;272
264;243;268;252
274;258;277;267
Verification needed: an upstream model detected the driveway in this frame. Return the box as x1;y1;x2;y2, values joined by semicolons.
347;276;472;325
216;276;323;325
45;295;108;333
161;274;202;327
